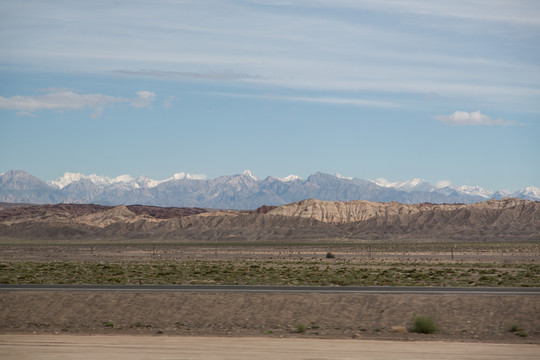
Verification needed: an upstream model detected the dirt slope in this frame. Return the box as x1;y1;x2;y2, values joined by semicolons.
1;291;539;344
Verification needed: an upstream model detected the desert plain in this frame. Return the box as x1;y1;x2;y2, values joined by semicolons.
1;199;539;358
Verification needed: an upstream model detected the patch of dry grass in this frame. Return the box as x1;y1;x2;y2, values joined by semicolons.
1;260;538;287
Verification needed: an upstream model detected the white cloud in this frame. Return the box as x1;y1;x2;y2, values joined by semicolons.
130;91;156;109
435;111;518;126
203;92;396;108
0;89;156;116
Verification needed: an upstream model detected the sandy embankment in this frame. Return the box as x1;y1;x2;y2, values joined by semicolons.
1;291;538;343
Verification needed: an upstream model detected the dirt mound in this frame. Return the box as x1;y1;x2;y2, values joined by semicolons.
75;206;148;228
126;205;208;219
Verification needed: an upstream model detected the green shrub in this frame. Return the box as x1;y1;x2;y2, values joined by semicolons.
410;316;438;334
102;321;115;328
325;252;335;259
509;324;527;337
295;323;307;333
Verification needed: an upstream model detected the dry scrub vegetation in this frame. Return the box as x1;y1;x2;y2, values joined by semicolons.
1;258;538;287
1;240;539;286
1;240;539;342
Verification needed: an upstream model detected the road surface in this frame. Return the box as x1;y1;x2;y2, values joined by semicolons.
1;284;539;295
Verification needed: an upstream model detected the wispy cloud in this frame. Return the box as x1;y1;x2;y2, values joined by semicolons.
435;111;518;126
0;89;156;116
113;69;256;81
203;92;396;108
2;1;539;112
272;0;540;26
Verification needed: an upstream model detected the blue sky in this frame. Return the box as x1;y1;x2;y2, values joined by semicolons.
0;0;539;191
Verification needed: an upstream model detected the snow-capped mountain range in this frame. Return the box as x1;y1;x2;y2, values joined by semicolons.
49;171;208;190
371;177;517;199
0;169;538;209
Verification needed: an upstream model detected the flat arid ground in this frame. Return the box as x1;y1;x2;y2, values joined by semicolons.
2;335;540;360
1;242;539;344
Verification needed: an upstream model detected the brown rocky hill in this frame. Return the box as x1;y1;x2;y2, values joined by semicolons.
0;198;538;242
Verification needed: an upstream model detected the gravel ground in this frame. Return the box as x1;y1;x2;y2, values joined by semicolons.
1;290;538;344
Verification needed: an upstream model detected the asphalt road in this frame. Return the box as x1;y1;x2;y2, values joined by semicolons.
1;284;539;295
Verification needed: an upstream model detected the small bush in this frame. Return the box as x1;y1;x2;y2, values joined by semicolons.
509;324;527;337
295;323;307;333
326;252;335;259
102;321;115;328
410;316;438;334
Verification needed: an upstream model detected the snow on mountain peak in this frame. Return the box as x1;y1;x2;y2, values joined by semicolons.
278;174;302;182
241;170;258;180
435;180;452;188
372;177;429;191
50;172;86;189
405;178;424;187
335;173;352;180
135;175;160;188
453;185;494;198
114;174;134;183
373;178;391;187
172;172;188;180
517;186;540;198
35;170;540;202
169;172;206;181
49;171;210;190
51;172;141;189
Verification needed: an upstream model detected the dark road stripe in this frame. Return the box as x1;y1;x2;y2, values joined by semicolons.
1;284;539;295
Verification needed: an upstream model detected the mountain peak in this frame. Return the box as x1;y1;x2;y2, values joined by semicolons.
335;173;352;180
2;170;539;208
241;170;258;180
172;172;189;180
372;177;429;191
278;174;302;182
516;186;540;199
50;172;85;189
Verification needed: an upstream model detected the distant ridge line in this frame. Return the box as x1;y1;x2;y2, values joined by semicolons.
0;170;538;210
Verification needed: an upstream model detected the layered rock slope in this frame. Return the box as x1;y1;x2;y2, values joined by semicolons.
0;198;538;242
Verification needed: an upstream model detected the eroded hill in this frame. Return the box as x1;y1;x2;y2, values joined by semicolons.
0;198;538;242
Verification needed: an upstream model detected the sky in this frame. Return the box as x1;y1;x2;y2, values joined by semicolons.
0;0;539;191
